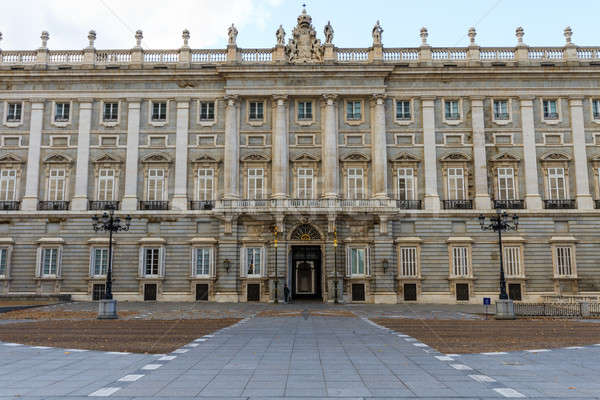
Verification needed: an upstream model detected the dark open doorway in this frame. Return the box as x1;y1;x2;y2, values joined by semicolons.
291;246;322;300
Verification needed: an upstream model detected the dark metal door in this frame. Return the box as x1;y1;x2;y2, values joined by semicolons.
508;283;522;301
144;284;157;301
352;283;365;302
196;284;209;301
291;246;321;300
403;283;417;301
247;284;260;301
456;283;469;301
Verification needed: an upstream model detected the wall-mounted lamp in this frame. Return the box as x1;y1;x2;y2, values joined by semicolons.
382;259;389;273
224;259;231;273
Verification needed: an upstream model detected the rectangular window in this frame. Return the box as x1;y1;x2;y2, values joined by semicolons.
0;169;17;201
346;101;362;120
397;168;414;200
399;247;418;277
497;167;515;200
347;168;364;199
447;168;465;200
54;103;70;122
197;168;214;201
0;248;7;277
297;101;312;120
297;168;314;199
396;100;411;120
452;246;469;277
199;102;215;121
41;248;59;276
547;167;566;200
249;101;264;120
555;246;573;276
147;169;165;201
97;169;115;201
92;248;109;276
103;102;119;121
247;168;264;199
504;246;521;277
350;248;367;275
48;169;66;201
144;248;160;276
7;103;22;122
152;102;167;121
194;248;212;276
593;99;600;119
543;99;558;119
246;247;262;276
445;100;460;120
493;100;509;120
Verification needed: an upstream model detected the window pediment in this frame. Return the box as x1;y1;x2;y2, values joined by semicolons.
43;153;73;164
491;152;520;162
590;153;600;162
292;152;320;162
540;151;571;162
390;152;420;163
241;153;270;162
440;152;471;162
93;153;121;164
194;154;219;163
142;152;171;163
341;152;370;162
0;153;24;164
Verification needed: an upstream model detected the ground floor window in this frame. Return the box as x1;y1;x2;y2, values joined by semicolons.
90;247;109;277
40;248;60;277
243;247;264;277
455;283;469;301
347;247;369;276
0;248;7;277
92;283;106;301
140;247;164;277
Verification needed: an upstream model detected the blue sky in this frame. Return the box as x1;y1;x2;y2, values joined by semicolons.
0;0;595;50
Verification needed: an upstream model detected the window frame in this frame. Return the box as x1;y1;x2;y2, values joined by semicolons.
591;98;600;123
398;246;419;278
247;168;265;200
100;101;120;127
47;168;67;201
247;100;265;123
442;98;462;125
540;98;561;124
503;245;524;278
394;99;413;123
0;246;12;279
491;99;512;125
90;247;111;277
449;245;471;278
4;101;24;127
296;167;314;199
139;246;165;278
0;169;17;202
37;247;62;278
346;246;370;277
51;101;72;127
192;247;214;278
446;167;466;200
96;168;116;201
397;167;415;201
242;246;265;278
497;167;516;201
146;168;166;201
148;100;169;126
344;99;364;125
297;100;313;122
196;168;214;201
553;244;576;278
546;167;567;200
346;167;365;199
198;101;216;123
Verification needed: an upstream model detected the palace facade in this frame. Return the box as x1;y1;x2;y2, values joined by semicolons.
1;10;600;303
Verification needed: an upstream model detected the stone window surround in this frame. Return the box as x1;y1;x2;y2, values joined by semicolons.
490;98;513;125
490;152;521;201
493;133;514;145
148;100;170;127
344;133;365;146
501;236;527;279
549;236;578;280
395;237;422;279
294;98;316;126
92;154;122;201
393;98;414;125
244;134;267;147
3;101;24;127
241;154;270;200
141;153;172;202
196;134;216;147
540;98;562;125
0;154;24;201
341;153;370;199
344;98;365;126
390;152;420;201
543;132;564;145
291;153;320;199
189;238;217;278
138;237;167;278
35;237;64;279
294;134;316;146
42;154;73;202
99;100;121;127
0;238;14;279
145;135;169;148
246;99;266;126
394;133;415;145
440;153;472;201
590;98;600;124
49;135;71;148
447;237;474;298
196;99;218;127
97;135;121;148
443;133;464;146
191;155;220;201
540;152;571;200
50;100;73;128
442;98;463;125
1;136;22;148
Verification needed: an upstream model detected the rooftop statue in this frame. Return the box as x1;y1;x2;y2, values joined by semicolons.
227;24;238;46
372;20;383;46
285;7;323;63
324;21;334;44
276;25;285;46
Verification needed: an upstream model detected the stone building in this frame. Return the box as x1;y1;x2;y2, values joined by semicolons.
1;10;600;303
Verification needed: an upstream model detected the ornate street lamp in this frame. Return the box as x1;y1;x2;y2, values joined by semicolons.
92;206;131;319
333;229;338;304
273;225;278;304
479;208;519;319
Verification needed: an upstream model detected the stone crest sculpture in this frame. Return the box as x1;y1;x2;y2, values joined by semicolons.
285;8;323;63
276;25;285;46
227;24;238;46
324;21;334;44
372;20;383;46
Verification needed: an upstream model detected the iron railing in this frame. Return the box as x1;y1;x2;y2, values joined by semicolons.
139;201;169;210
190;201;215;210
544;199;576;209
493;199;525;209
38;201;69;211
0;201;20;211
89;201;120;210
442;200;473;209
396;200;422;209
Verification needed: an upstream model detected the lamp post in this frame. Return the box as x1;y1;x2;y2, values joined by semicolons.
92;206;131;319
273;225;278;304
479;208;519;319
333;229;338;304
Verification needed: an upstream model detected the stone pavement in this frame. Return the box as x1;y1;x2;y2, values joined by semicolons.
1;312;600;399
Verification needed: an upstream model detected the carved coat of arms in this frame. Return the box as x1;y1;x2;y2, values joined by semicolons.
285;9;323;63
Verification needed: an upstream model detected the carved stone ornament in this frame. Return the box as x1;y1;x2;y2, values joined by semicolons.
290;224;322;241
372;20;383;46
276;25;285;46
285;7;323;63
227;24;238;46
324;21;334;44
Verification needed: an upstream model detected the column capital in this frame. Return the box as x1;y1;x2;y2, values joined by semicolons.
224;94;239;106
126;97;142;105
519;97;534;107
272;94;288;106
568;97;584;106
175;96;191;104
176;100;190;109
371;93;386;105
469;96;485;106
30;100;45;110
322;93;338;105
77;98;94;105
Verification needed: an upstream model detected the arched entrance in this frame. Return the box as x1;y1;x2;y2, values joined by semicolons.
288;224;324;301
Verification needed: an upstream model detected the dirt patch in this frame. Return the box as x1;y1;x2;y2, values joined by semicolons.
0;310;138;320
256;310;356;318
373;318;600;354
0;318;240;353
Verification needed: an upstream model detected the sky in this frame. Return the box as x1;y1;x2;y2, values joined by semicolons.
0;0;596;50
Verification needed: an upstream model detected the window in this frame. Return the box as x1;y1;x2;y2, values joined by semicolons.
399;247;418;277
97;169;115;201
6;103;22;122
147;169;165;201
0;170;16;201
348;247;368;276
248;101;264;121
396;100;411;120
493;100;509;120
41;248;59;277
445;100;460;120
91;247;109;276
593;99;600;119
247;168;264;199
555;246;573;276
54;103;70;122
347;168;364;199
397;168;414;200
197;168;214;201
447;168;465;200
245;247;263;276
297;168;314;199
103;102;119;121
543;99;558;119
144;248;161;276
298;101;312;120
547;167;566;200
194;248;212;276
346;100;362;120
497;167;515;200
199;102;215;121
0;248;7;277
504;246;522;277
152;102;167;121
48;169;66;201
452;246;470;277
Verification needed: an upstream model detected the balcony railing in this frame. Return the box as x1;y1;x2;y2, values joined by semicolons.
544;199;576;209
89;201;120;211
543;112;559;120
139;201;169;210
494;112;510;120
596;200;600;209
443;200;473;210
190;200;215;210
38;201;70;211
396;200;422;209
0;201;20;211
445;113;460;120
493;199;525;209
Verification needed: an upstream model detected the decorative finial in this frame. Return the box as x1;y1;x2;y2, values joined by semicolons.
182;29;190;48
40;31;49;49
135;30;143;48
420;27;428;46
227;24;238;46
302;3;307;14
468;27;476;45
372;20;383;46
515;26;524;45
564;26;573;44
87;30;96;48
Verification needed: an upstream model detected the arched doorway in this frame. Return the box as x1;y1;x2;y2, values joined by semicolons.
289;224;323;301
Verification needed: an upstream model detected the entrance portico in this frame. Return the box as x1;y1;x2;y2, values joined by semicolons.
287;223;326;302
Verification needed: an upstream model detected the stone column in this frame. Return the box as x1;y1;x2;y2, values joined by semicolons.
172;99;190;210
322;94;339;199
121;99;141;210
271;95;288;199
471;98;492;209
223;95;240;199
422;98;440;210
570;97;593;209
372;94;388;199
71;100;93;210
22;100;45;210
520;97;542;209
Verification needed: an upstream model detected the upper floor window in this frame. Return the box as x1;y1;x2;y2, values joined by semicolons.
147;169;166;201
199;102;215;121
298;101;312;120
152;101;167;121
547;167;566;200
247;168;264;199
397;168;414;200
244;247;263;277
347;247;369;276
197;168;214;201
297;168;314;199
97;169;115;201
504;246;522;277
103;102;119;121
0;169;17;201
54;102;70;122
447;167;465;200
40;247;60;277
444;100;460;120
6;103;22;122
346;100;362;121
91;247;109;277
592;99;600;120
451;246;470;277
542;99;559;120
194;247;213;277
347;168;364;199
396;100;411;120
493;100;509;120
248;101;264;121
497;167;515;200
48;169;66;201
0;248;8;277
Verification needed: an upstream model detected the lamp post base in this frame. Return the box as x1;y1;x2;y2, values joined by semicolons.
97;299;118;319
495;299;515;320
